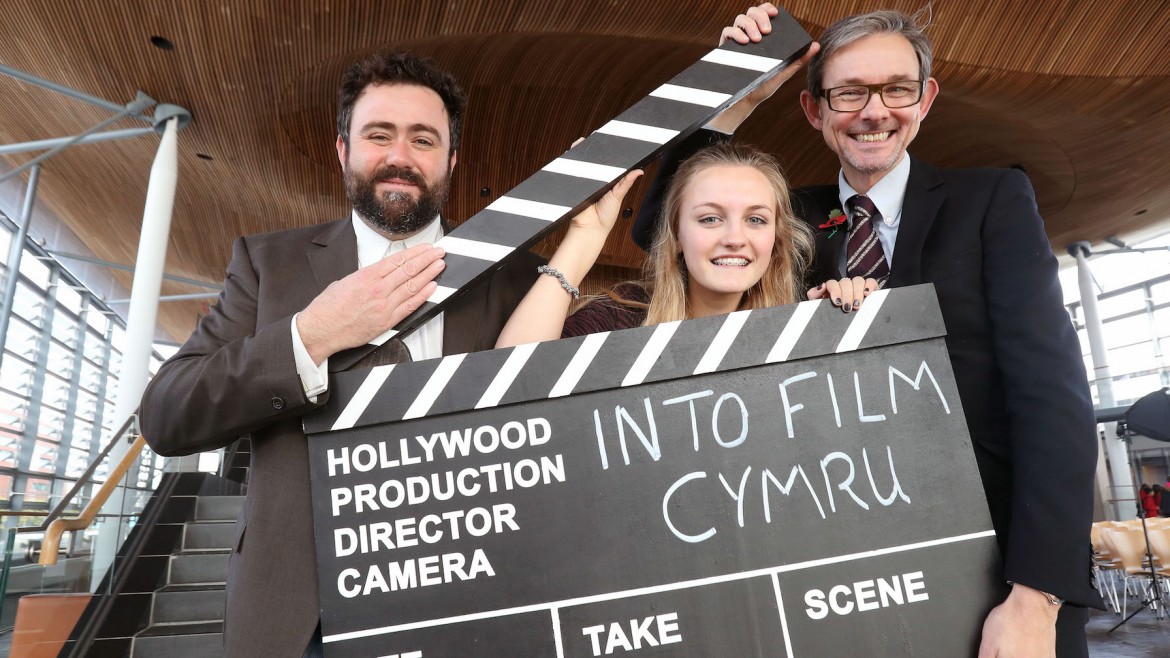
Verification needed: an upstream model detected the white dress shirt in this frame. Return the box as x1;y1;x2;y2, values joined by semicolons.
291;213;446;401
837;153;911;272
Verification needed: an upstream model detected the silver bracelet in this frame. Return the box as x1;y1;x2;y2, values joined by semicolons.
538;265;579;299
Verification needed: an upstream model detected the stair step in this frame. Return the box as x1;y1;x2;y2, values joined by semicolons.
133;623;223;658
194;496;243;522
169;552;229;585
183;521;236;551
154;585;225;624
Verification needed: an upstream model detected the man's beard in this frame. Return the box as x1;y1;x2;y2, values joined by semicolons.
345;163;451;237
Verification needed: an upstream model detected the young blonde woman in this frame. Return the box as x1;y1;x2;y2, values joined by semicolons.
497;143;822;346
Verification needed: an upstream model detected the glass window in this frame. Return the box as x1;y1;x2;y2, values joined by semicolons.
42;373;70;412
1151;280;1170;306
0;430;18;468
55;284;83;315
0;357;35;397
38;408;65;442
74;390;97;423
85;308;109;335
1106;342;1158;377
51;312;78;346
5;318;40;363
110;326;127;354
1102;315;1153;350
65;449;89;479
83;330;107;365
1096;290;1145;321
0;392;26;433
1115;374;1166;407
47;343;76;381
23;477;51;505
70;419;93;451
1154;307;1170;339
18;254;50;290
0;473;12;505
79;362;103;396
31;439;60;474
11;282;43;325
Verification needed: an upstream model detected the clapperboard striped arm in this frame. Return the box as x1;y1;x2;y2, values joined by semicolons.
305;284;947;434
366;7;812;348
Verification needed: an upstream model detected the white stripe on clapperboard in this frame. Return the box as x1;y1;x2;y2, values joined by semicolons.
436;236;514;262
649;83;731;108
543;158;626;183
595;120;679;145
329;364;395;432
331;295;891;430
701;48;783;72
402;354;466;420
323;529;998;645
475;342;538;409
485;196;571;222
835;288;889;353
621;320;681;387
549;332;610;398
693;309;751;375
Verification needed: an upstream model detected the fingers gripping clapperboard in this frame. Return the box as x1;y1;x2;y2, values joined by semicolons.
305;8;1001;657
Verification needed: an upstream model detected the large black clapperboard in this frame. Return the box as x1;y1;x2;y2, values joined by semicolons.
304;6;1000;655
304;285;1002;657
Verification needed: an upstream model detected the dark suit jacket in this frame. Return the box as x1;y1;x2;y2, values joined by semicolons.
141;217;541;657
634;130;1101;609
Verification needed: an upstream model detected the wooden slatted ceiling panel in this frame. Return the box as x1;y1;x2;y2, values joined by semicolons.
0;0;1168;341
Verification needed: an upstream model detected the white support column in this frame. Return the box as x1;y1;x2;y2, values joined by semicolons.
92;116;182;590
1072;243;1134;519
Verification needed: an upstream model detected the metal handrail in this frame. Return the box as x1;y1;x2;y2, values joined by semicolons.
28;413;140;533
38;433;146;566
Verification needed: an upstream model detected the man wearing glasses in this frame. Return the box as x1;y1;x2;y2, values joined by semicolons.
635;5;1100;656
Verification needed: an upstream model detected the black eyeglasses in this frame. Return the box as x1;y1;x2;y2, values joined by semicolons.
820;80;924;112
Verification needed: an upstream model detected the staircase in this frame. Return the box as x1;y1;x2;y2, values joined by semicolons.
63;472;242;657
129;494;239;657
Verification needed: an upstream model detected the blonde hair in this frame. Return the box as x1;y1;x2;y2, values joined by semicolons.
620;143;813;325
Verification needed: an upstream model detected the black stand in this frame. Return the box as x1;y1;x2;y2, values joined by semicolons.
1109;426;1165;632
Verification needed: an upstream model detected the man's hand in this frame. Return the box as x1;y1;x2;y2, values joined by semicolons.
708;3;820;133
807;276;880;313
297;243;445;364
978;584;1060;658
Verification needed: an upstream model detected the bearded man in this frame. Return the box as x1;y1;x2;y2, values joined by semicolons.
141;52;540;657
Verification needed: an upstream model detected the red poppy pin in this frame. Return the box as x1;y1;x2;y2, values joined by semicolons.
819;209;846;238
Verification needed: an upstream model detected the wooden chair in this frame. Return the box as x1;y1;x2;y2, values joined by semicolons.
1102;527;1170;619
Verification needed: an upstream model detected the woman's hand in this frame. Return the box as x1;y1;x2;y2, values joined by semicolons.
570;169;643;236
807;276;881;314
708;3;820;133
496;169;643;349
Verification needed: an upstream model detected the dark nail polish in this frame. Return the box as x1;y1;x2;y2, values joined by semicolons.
853;301;861;309
834;297;842;305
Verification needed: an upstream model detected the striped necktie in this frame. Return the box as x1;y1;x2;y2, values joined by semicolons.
845;194;890;285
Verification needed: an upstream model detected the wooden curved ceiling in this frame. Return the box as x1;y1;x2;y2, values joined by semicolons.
1;0;1168;341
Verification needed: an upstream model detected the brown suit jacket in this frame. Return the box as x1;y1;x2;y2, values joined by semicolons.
141;217;541;656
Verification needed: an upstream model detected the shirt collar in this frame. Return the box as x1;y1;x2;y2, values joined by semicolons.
837;154;911;227
350;211;443;268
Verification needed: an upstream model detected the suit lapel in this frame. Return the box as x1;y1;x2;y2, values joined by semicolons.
304;218;380;373
308;218;358;293
888;157;944;287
